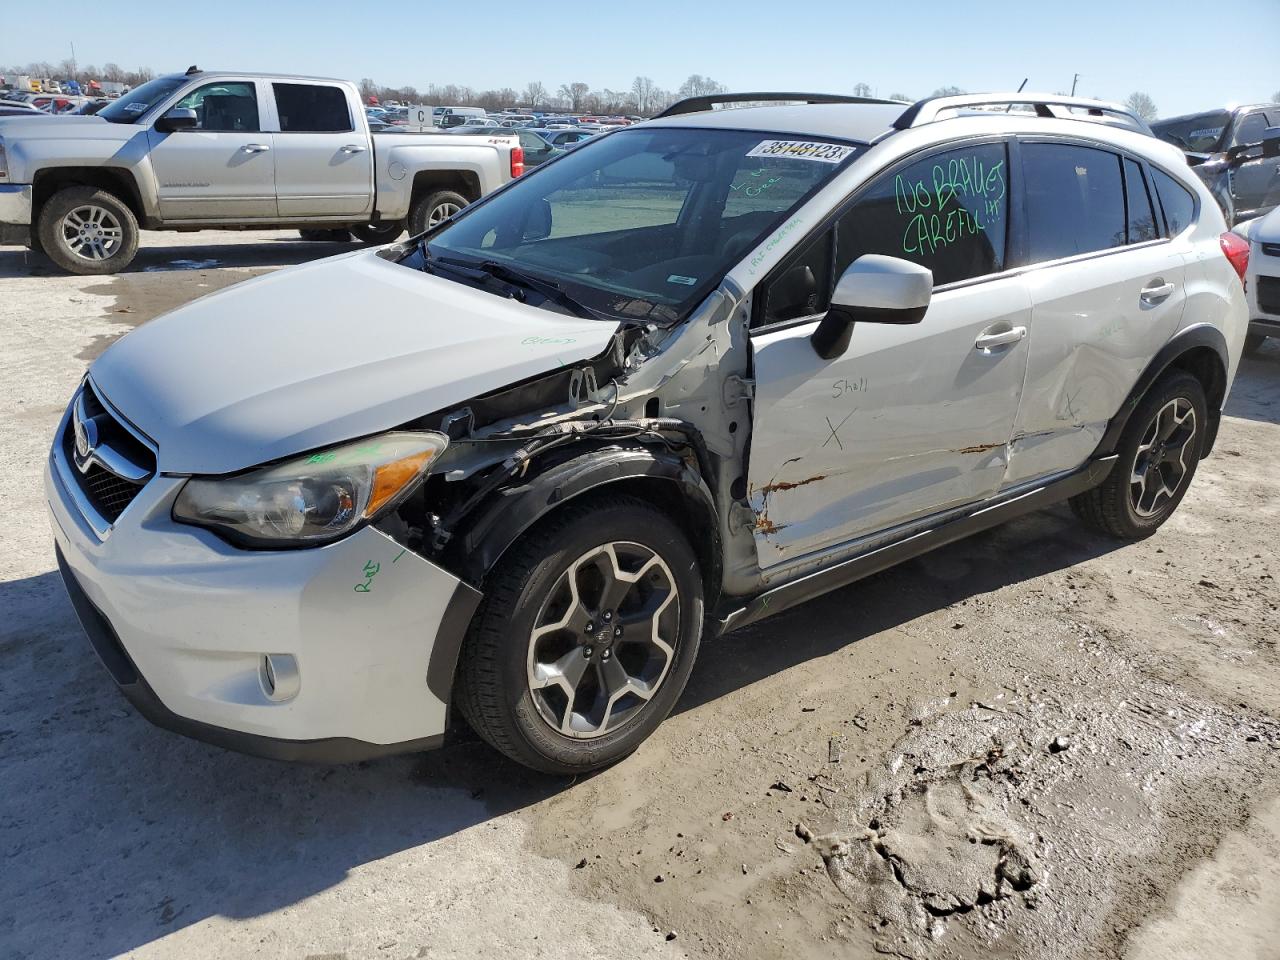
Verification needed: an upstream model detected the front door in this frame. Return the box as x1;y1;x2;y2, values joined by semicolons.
147;79;276;220
268;81;373;218
746;140;1031;567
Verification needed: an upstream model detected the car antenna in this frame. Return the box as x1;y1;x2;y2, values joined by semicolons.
185;65;200;75
1005;78;1028;112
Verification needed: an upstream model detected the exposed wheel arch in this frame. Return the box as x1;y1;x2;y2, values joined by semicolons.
1094;324;1229;461
32;167;147;228
449;445;722;608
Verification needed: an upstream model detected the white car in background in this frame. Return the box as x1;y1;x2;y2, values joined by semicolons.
1240;204;1280;352
48;91;1248;773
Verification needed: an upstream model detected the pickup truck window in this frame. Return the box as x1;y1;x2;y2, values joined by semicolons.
174;82;260;132
421;127;859;324
97;76;187;123
273;83;352;133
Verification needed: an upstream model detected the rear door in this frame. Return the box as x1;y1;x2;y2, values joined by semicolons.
146;79;276;220
268;81;374;218
1006;140;1188;486
746;140;1032;566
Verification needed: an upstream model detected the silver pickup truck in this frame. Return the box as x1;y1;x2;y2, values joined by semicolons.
0;69;523;274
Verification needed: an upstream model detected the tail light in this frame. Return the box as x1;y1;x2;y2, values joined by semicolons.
1220;231;1250;283
510;145;525;178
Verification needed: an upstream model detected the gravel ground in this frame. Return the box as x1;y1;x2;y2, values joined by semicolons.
1;231;1278;960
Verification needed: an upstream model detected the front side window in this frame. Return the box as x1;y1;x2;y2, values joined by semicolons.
835;142;1009;288
1023;143;1126;263
273;83;352;133
174;81;259;132
419;128;859;324
1231;112;1270;149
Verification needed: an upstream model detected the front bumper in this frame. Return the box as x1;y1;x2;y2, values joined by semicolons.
45;423;482;763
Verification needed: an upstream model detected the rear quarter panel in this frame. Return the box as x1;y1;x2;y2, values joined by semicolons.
373;135;511;220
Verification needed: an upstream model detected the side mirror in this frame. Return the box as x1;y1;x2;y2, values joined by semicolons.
811;255;931;360
523;198;553;242
155;107;197;132
1263;128;1280;160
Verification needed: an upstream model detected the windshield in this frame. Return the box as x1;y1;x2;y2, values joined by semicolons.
98;77;187;123
414;127;859;324
1152;111;1231;153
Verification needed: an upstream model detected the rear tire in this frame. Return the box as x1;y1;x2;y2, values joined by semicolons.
408;189;469;236
350;221;405;244
456;494;704;774
1069;370;1207;540
1244;333;1266;355
36;186;138;275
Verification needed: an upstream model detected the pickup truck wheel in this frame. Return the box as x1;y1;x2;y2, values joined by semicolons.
455;494;704;774
408;190;469;236
37;186;138;275
1069;370;1207;540
350;221;405;244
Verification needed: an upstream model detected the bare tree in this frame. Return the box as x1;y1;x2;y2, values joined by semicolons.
102;63;124;82
678;74;726;99
522;81;547;107
558;82;589;111
631;75;657;115
887;92;914;103
1125;91;1158;122
930;86;966;98
852;82;873;98
358;78;378;101
1272;89;1280;103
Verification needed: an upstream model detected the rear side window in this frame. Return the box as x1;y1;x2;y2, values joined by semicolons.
273;83;352;132
1123;158;1159;244
1150;169;1196;235
834;142;1010;287
1023;143;1126;262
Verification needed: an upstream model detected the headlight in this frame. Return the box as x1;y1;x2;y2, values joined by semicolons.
173;430;447;548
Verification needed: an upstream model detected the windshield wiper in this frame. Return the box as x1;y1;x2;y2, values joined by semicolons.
434;255;603;320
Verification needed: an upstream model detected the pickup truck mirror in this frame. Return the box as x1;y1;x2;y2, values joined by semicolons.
1263;128;1280;160
155;107;198;133
522;199;553;242
811;255;932;360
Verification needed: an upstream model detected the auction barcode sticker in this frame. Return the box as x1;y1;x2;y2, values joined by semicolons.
746;140;856;164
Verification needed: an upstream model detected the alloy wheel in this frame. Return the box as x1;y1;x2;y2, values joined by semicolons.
61;204;123;261
428;202;461;227
1130;397;1197;517
526;542;680;740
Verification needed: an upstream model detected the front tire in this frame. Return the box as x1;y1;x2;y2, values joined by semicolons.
1070;370;1207;540
36;186;139;275
456;494;704;774
350;221;405;244
408;189;469;236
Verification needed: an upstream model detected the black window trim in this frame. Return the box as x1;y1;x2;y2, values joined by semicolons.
750;133;1016;333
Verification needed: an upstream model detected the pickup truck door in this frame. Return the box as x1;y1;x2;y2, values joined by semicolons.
146;79;277;220
745;140;1029;567
266;81;374;218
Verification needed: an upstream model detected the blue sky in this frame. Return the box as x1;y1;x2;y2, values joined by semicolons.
2;0;1277;117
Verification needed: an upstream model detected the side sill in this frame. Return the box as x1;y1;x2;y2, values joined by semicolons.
715;456;1116;636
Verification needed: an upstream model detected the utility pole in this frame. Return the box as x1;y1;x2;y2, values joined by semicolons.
1071;73;1080;96
70;41;77;81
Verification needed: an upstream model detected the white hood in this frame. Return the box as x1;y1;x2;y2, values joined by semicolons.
90;249;619;475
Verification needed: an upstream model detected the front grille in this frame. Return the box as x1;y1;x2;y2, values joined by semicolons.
62;381;156;525
1258;276;1280;317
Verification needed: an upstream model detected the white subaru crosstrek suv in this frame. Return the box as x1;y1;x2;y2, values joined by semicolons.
46;92;1249;773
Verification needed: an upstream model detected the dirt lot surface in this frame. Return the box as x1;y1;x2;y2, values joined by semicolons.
2;231;1278;960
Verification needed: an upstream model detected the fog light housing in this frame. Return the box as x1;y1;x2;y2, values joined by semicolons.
260;654;300;702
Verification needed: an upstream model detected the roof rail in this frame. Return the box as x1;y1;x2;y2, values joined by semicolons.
892;92;1153;135
654;92;903;119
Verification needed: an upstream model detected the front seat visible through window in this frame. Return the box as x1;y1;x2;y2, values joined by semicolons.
201;95;259;132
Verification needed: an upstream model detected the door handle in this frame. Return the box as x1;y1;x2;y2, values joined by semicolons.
973;326;1027;351
241;143;270;153
340;144;367;154
1140;280;1175;304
